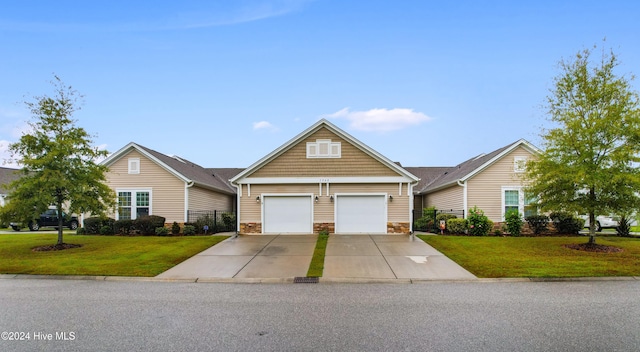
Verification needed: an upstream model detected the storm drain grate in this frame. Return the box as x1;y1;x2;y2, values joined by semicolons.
294;276;319;283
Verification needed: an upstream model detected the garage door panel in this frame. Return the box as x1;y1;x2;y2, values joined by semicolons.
336;195;386;233
263;196;312;233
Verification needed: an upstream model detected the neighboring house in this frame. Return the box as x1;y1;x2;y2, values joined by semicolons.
101;143;239;224
408;139;541;223
0;167;22;207
230;119;420;234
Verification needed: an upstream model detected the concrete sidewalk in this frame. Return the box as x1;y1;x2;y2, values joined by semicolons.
156;234;477;282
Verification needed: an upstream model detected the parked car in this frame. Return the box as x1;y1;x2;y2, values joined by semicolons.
580;215;619;232
10;208;79;231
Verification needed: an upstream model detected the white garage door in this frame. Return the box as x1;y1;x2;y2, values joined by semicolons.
263;196;313;233
335;195;387;234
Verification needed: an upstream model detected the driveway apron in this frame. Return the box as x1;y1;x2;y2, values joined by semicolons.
157;234;476;281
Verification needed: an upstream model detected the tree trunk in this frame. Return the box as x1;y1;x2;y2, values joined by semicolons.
588;211;596;245
56;202;64;246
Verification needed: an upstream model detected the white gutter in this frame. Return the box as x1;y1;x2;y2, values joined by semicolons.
185;181;194;223
233;184;241;237
457;180;467;218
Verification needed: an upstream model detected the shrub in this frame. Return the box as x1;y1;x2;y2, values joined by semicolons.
99;225;114;235
446;218;468;234
414;207;437;232
436;213;457;223
549;212;584;234
221;212;236;229
76;227;86;235
616;214;633;237
114;219;134;235
467;206;492;236
83;216;115;234
83;217;104;234
414;217;428;230
183;225;196;236
194;214;215;234
494;229;503;236
155;226;169;236
525;215;549;235
134;215;166;235
505;210;524;236
171;222;181;235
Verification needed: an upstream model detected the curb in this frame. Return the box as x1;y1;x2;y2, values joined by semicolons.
1;274;639;283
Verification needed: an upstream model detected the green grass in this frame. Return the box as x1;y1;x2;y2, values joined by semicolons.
418;235;640;278
306;233;328;277
0;233;228;276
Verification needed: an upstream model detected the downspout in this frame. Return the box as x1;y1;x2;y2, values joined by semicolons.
409;182;416;240
233;184;241;238
185;181;194;223
457;179;467;218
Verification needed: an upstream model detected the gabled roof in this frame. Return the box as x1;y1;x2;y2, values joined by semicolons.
412;139;541;194
0;167;22;193
101;143;236;195
230;119;420;184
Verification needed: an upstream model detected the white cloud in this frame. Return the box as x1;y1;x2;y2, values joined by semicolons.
253;121;278;131
1;0;314;32
0;140;19;168
324;107;432;132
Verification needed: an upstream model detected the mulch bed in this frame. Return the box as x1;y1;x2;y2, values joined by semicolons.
32;243;83;252
563;243;624;253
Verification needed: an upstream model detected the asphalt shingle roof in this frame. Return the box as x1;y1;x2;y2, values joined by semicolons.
0;167;21;193
135;144;237;195
407;141;523;194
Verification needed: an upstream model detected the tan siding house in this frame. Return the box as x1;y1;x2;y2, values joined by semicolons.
101;143;237;225
231;119;419;234
410;140;541;223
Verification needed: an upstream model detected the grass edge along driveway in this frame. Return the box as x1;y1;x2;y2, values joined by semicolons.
418;235;640;278
0;233;229;277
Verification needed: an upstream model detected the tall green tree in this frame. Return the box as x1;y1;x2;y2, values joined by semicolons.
2;76;115;246
526;45;640;244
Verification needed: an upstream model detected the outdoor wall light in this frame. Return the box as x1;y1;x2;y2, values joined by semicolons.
315;195;319;203
256;196;260;203
330;195;334;202
389;195;393;202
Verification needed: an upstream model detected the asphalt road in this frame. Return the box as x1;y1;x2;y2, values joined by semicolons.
0;279;639;351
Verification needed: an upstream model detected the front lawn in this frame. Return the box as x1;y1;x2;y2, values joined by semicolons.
0;234;228;276
418;235;640;278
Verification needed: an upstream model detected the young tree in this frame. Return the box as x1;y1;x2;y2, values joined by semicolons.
3;76;116;247
526;45;640;245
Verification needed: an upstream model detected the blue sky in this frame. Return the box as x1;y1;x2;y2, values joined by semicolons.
1;0;639;169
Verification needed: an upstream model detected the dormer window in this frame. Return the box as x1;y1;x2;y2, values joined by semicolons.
128;158;140;174
307;139;341;158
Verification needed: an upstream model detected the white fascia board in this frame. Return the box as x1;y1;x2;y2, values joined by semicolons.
236;176;413;184
230;120;329;183
102;142;192;184
460;139;540;183
100;142;139;166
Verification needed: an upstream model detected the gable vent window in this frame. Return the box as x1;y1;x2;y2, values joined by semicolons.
307;139;341;158
514;157;527;173
128;158;140;174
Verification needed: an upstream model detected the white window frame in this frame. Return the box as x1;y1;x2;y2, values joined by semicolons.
501;186;537;220
306;139;341;158
116;189;152;220
501;186;524;221
514;156;527;173
128;158;140;174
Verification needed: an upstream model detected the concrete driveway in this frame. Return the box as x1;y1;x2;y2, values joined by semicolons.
156;234;476;282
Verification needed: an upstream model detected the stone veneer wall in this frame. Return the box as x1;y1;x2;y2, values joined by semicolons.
387;222;411;234
240;222;262;234
314;222;335;234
